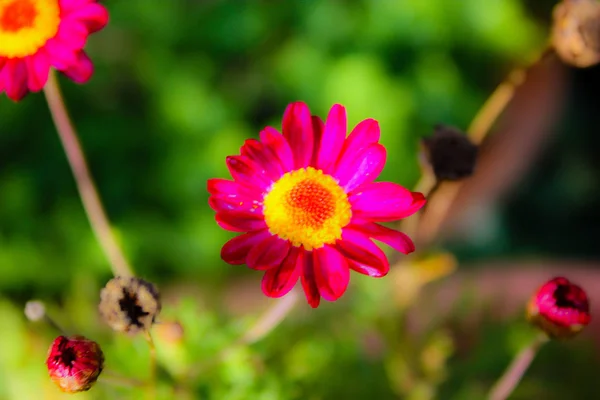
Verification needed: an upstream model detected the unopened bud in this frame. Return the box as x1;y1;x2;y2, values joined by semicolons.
552;0;600;68
99;276;161;335
46;335;104;393
527;276;591;339
422;125;478;181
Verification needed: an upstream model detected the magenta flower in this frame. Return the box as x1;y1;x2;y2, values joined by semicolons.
0;0;108;101
208;102;426;308
527;276;591;339
46;335;104;393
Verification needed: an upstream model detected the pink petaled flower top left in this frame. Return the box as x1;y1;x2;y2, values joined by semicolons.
0;0;108;101
208;102;426;308
46;335;104;393
527;276;591;339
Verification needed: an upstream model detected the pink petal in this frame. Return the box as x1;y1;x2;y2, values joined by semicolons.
317;104;346;173
310;116;324;165
61;51;93;83
59;0;96;14
215;211;266;232
247;234;291;270
313;245;350;301
3;59;28;101
350;221;415;254
335;119;380;169
207;178;263;201
55;20;89;50
0;58;6;92
240;139;284;181
334;144;386;193
44;38;78;70
350;182;426;221
300;249;320;308
336;228;389;277
259;127;294;172
226;155;272;190
208;196;263;215
64;3;109;33
221;229;271;264
25;52;50;92
262;246;301;297
282;102;314;169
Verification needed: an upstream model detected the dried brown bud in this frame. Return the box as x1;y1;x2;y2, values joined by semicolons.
422;125;478;181
99;276;161;334
46;335;104;393
552;0;600;68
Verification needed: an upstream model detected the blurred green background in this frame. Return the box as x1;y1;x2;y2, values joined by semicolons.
1;0;599;399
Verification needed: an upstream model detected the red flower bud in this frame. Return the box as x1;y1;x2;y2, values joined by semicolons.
46;335;104;393
527;276;591;339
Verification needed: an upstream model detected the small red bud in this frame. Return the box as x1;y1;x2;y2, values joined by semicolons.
46;335;104;393
527;276;591;339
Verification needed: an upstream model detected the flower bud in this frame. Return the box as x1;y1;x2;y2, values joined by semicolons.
46;335;104;393
422;125;478;181
552;0;600;68
99;276;161;335
527;276;591;339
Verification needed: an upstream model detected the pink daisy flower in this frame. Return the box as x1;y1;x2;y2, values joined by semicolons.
208;102;426;308
0;0;108;101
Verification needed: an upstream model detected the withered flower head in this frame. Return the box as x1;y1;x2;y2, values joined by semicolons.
422;125;478;181
99;276;161;335
527;276;591;339
46;335;104;393
552;0;600;68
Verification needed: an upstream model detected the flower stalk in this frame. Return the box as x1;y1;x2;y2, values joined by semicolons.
487;333;549;400
43;70;133;278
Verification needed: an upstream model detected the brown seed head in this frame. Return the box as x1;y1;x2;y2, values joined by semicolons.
99;276;161;335
552;0;600;68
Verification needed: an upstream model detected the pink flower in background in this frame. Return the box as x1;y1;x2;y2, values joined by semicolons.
527;276;591;339
208;102;426;308
0;0;108;101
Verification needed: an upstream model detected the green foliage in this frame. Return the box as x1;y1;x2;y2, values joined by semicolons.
1;1;597;399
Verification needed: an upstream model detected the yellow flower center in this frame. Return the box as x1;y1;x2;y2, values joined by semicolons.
263;167;352;251
0;0;60;58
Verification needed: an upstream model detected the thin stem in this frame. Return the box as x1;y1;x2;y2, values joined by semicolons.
43;70;133;278
416;47;552;245
24;300;70;336
239;288;299;345
145;331;157;400
185;290;300;380
487;333;549;400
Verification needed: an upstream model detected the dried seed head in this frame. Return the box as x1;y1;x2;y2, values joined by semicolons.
99;276;161;335
46;335;104;393
552;0;600;68
422;125;478;181
527;276;591;339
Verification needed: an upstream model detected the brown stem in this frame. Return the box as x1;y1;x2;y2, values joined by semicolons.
43;70;133;278
487;333;549;400
416;47;552;246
